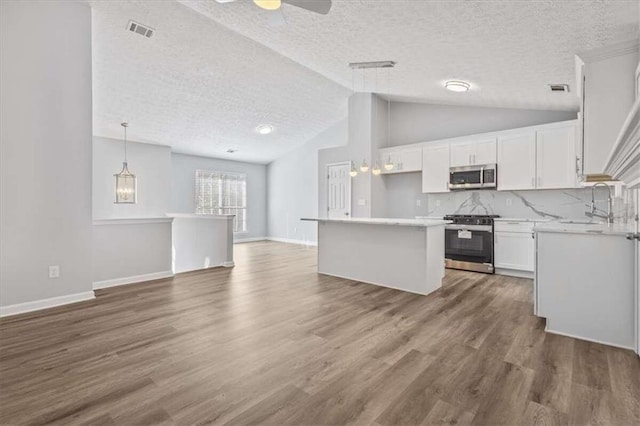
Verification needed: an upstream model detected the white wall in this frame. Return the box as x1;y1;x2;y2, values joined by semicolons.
1;1;94;311
93;136;172;219
267;120;347;243
582;48;638;175
171;153;268;240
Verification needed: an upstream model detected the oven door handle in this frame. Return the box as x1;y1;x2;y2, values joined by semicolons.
445;224;492;232
480;166;484;185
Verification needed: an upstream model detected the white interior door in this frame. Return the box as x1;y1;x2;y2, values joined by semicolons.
326;162;351;219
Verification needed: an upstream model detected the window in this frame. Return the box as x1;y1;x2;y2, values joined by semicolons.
195;170;247;233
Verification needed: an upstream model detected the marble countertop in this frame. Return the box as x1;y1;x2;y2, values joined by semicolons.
494;218;552;222
167;213;234;220
301;217;450;228
534;221;637;237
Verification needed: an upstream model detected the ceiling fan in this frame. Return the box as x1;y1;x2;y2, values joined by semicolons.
215;0;332;15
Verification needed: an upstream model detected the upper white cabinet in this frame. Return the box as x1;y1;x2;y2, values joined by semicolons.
382;119;580;193
421;144;450;193
497;131;536;191
379;147;422;174
497;122;578;191
536;125;577;189
450;138;496;167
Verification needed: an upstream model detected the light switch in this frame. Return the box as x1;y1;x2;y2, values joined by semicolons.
416;199;422;207
506;198;512;206
357;199;367;206
436;200;441;207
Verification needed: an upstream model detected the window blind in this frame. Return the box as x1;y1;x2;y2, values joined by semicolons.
195;170;247;233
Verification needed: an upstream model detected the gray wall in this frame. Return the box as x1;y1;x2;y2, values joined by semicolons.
1;1;93;307
171;153;267;240
389;101;577;146
268;120;347;243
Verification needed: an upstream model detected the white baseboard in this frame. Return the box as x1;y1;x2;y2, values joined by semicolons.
266;237;318;247
544;325;634;351
93;270;174;290
0;291;95;318
234;237;267;244
495;268;534;279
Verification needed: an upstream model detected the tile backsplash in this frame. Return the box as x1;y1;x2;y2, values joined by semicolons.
426;187;636;222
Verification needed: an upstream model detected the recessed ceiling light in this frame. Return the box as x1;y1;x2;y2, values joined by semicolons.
256;124;274;135
445;80;471;92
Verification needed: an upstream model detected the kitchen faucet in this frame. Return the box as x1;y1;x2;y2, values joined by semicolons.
585;182;614;224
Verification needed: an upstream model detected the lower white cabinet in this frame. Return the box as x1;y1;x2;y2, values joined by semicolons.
494;221;535;273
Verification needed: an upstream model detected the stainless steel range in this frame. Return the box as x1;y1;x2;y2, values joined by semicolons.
443;214;499;274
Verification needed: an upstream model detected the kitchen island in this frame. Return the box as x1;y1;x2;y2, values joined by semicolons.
301;218;448;295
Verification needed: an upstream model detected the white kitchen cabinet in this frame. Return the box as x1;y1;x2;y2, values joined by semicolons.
494;221;535;274
450;142;475;167
474;139;498;165
422;144;450;193
536;125;577;189
398;148;422;172
497;131;536;191
450;138;496;167
379;147;422;174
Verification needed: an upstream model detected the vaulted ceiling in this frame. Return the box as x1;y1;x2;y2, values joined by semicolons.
91;0;638;163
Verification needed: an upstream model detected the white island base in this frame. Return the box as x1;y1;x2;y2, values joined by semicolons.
302;218;446;296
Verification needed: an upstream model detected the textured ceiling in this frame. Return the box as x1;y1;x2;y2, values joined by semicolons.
92;0;638;163
182;0;638;111
90;0;350;163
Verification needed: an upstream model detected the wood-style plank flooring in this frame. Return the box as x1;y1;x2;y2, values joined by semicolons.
1;241;638;425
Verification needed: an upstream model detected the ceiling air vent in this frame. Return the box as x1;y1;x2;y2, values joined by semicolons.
127;20;154;38
549;84;570;93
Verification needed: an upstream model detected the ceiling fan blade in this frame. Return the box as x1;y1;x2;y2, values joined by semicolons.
266;8;288;27
282;0;332;15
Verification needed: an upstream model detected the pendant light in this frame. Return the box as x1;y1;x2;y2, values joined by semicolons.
372;162;381;175
384;67;395;171
349;162;358;177
114;122;137;204
359;159;369;173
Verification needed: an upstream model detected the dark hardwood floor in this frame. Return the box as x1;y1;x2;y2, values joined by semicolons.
1;241;638;425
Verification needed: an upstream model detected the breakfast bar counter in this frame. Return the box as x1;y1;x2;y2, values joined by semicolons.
301;218;448;295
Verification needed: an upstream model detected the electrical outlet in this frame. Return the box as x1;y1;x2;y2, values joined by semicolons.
416;199;422;207
436;200;441;207
358;198;367;206
48;265;60;279
293;227;297;234
506;198;512;207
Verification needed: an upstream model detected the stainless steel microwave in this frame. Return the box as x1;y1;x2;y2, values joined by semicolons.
449;164;497;190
